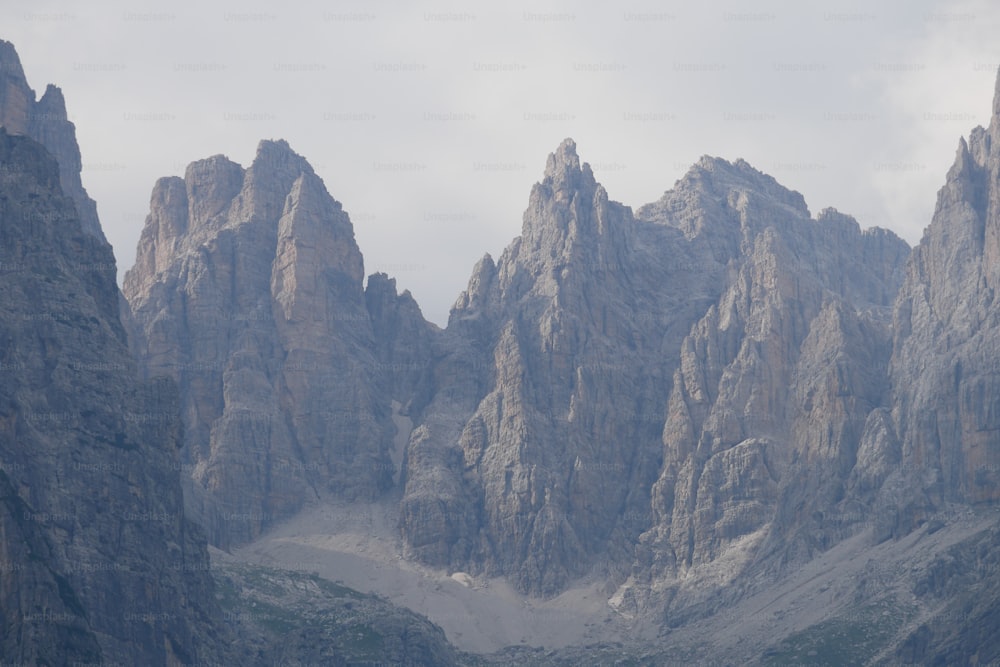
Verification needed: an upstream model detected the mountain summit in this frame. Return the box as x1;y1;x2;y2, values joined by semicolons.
5;33;1000;663
123;139;434;546
0;40;104;241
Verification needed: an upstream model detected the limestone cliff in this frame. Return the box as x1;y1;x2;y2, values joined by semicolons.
0;127;226;665
123;140;435;546
0;39;103;241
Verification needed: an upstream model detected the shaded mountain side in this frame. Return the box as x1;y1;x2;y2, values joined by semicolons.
873;71;1000;535
0;39;104;241
0;127;227;664
213;558;465;666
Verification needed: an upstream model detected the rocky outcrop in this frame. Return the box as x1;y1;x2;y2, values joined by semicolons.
892;523;1000;665
396;140;911;598
868;71;1000;541
627;194;907;618
0;39;103;241
0;127;226;664
122;141;435;547
398;140;716;594
115;51;1000;664
215;560;465;666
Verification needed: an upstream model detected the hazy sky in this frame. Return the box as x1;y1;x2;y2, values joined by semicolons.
3;0;998;325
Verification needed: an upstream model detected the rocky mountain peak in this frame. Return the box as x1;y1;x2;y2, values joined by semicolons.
0;40;31;135
519;138;620;270
251;138;314;180
535;137;597;204
123;137;407;547
544;137;587;179
684;155;810;217
37;83;67;117
184;154;245;230
0;41;104;241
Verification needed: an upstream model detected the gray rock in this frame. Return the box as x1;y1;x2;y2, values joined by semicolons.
123;140;405;547
0;39;104;241
874;68;1000;535
0;127;227;665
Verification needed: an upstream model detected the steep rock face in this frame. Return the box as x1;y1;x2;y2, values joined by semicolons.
401;142;781;594
873;71;1000;538
400;140;910;599
0;40;104;241
123;141;420;546
401;140;690;593
629;200;908;618
588;162;910;617
893;524;1000;665
0;128;225;665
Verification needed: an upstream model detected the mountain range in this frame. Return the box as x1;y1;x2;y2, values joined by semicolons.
1;38;998;665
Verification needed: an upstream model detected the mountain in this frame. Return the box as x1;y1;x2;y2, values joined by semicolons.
0;39;103;242
6;30;992;662
401;139;912;602
881;71;1000;517
122;140;435;547
0;41;466;666
0;125;227;663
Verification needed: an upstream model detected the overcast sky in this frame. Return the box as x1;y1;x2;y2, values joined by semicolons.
3;0;999;325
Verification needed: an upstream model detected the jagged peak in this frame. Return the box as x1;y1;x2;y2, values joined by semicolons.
251;138;314;176
545;138;581;177
0;40;33;136
477;251;495;268
0;39;28;84
947;135;975;181
540;137;596;197
36;84;67;118
675;154;810;216
817;207;856;223
184;153;243;180
367;271;397;291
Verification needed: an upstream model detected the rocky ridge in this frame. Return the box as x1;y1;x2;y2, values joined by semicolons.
99;44;1000;666
0;39;103;241
123;140;435;547
401;140;912;605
